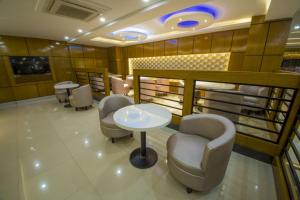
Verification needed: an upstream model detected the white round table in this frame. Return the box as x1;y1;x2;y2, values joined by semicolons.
113;103;172;169
54;83;79;107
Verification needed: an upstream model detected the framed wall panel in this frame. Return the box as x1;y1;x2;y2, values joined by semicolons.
211;31;233;53
231;29;249;52
13;85;39;100
0;87;15;102
143;43;154;57
135;45;144;58
26;38;51;56
71;57;85;69
37;82;55;96
260;55;283;72
246;23;269;55
264;20;291;55
153;41;164;56
178;37;194;55
95;47;108;59
164;39;178;56
52;57;75;82
242;55;262;71
193;34;211;54
228;53;245;71
84;58;96;69
50;42;69;57
0;36;28;56
83;46;96;58
128;45;136;58
0;56;11;87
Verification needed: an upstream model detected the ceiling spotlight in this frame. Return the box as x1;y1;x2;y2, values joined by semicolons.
171;26;174;30
77;29;83;33
179;18;182;22
192;27;196;31
204;19;208;23
295;25;300;30
64;36;69;40
100;17;106;22
143;0;150;2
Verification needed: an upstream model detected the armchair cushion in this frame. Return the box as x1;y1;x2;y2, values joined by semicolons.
167;133;208;176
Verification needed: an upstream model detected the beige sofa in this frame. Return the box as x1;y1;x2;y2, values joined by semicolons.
167;114;236;193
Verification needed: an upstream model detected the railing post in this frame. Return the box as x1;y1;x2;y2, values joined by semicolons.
133;70;140;104
103;68;110;96
182;78;194;116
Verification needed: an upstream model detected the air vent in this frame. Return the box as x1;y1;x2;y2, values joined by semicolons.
47;0;111;21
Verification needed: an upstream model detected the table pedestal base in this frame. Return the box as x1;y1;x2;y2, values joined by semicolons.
129;131;157;169
130;147;157;169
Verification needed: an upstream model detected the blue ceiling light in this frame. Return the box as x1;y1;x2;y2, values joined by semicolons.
160;5;218;23
177;20;199;28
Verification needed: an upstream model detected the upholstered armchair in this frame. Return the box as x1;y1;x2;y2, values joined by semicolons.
111;77;130;95
55;81;73;103
203;90;243;123
156;78;170;96
69;84;93;110
239;85;269;112
98;95;133;143
167;114;236;193
140;77;156;101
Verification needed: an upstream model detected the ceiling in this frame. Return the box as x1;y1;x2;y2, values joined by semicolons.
0;0;299;47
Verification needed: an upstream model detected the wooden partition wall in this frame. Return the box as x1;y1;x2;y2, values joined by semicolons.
133;69;300;156
0;35;108;103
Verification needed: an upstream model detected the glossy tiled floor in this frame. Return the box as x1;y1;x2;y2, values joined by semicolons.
0;97;277;200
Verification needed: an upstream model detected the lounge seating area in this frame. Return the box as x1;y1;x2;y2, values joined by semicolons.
0;0;300;200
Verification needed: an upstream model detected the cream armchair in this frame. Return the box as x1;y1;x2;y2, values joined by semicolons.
98;95;133;143
69;85;93;111
111;77;130;95
167;114;236;193
55;81;73;103
239;85;269;112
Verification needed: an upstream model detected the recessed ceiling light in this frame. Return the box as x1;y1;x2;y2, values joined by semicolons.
179;18;182;22
64;36;69;40
171;26;174;30
204;19;208;23
143;0;150;2
77;29;83;33
100;17;106;22
295;25;300;30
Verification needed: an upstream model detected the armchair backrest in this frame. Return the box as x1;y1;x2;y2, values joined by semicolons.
98;95;133;119
71;84;93;106
111;77;129;95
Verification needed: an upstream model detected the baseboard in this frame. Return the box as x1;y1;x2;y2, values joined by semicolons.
0;95;56;109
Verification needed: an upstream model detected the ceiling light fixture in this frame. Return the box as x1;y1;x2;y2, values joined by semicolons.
143;0;150;2
204;19;208;23
100;17;106;22
64;36;69;40
294;25;300;30
77;29;83;33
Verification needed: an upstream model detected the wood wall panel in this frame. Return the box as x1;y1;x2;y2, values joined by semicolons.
71;58;85;69
135;45;144;58
231;29;249;52
153;41;164;56
260;56;283;72
52;57;75;82
37;82;55;96
193;34;211;54
164;39;178;56
109;61;123;74
228;53;245;71
264;20;291;55
69;45;84;58
26;38;51;56
211;31;233;53
0;56;11;87
246;23;269;55
178;37;193;55
83;46;96;58
143;43;154;57
84;58;96;69
13;85;39;100
50;42;69;57
0;36;28;56
243;56;262;71
95;47;108;59
128;46;136;58
0;87;15;102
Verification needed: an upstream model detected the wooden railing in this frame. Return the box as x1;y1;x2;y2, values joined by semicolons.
74;67;110;99
133;69;300;157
